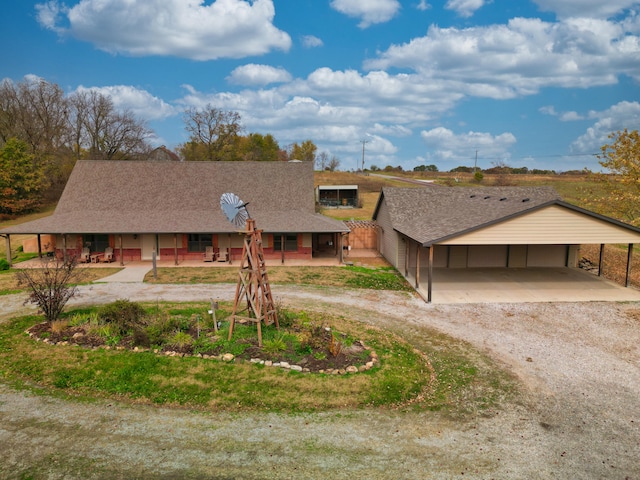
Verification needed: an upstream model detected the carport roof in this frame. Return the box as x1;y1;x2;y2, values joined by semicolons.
373;186;640;246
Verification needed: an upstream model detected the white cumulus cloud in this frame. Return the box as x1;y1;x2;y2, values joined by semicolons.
364;15;640;97
330;0;401;28
74;85;177;121
532;0;639;19
571;101;640;153
227;64;292;86
445;0;487;18
301;35;324;48
420;127;516;164
36;0;291;60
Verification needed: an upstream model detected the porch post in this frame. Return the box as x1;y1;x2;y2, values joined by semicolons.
428;245;434;304
598;244;605;277
63;234;68;263
37;234;42;258
415;243;420;289
281;234;285;265
4;235;11;268
174;234;178;266
119;235;124;266
228;234;232;265
339;233;344;263
626;243;634;287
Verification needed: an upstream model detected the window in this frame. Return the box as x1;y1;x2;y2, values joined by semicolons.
188;234;212;252
273;234;298;251
83;234;109;252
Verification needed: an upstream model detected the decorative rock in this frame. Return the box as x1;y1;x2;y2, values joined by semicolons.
72;332;84;339
264;360;273;367
366;361;374;368
346;366;358;373
290;365;303;372
222;353;235;362
302;368;310;373
338;369;346;375
358;365;367;372
272;362;281;367
250;358;262;364
279;362;290;369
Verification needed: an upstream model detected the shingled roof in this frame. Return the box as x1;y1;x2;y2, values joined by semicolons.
2;160;349;235
373;186;563;245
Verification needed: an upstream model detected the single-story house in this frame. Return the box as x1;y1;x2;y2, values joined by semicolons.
373;186;640;302
1;160;350;266
315;185;358;208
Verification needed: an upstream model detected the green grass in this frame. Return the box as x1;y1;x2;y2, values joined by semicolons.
0;302;517;414
146;265;414;291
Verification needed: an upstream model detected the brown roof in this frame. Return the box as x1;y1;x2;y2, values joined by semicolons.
2;160;349;235
373;186;564;245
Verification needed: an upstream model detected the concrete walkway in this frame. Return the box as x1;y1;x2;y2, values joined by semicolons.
92;265;153;283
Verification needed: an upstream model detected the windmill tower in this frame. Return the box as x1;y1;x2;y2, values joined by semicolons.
220;193;278;346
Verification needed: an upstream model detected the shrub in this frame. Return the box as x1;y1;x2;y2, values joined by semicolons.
0;259;9;271
97;299;146;335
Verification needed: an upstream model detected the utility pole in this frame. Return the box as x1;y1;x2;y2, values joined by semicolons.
361;140;369;173
474;150;478;173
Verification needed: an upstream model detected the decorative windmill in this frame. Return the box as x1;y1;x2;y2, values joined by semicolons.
220;192;278;346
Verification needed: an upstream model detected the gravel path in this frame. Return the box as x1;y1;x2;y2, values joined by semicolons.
1;283;639;479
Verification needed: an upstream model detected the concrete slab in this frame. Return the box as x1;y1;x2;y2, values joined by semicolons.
93;266;152;283
416;267;640;304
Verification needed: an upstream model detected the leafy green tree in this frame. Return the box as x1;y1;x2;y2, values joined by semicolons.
594;129;640;225
289;139;317;162
238;133;280;161
0;138;49;215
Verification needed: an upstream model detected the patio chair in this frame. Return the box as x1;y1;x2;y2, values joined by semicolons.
218;248;229;262
80;247;90;263
102;247;114;263
203;246;215;262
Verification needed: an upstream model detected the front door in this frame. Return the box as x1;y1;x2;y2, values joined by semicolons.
141;234;159;261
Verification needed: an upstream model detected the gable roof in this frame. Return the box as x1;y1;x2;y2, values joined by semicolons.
1;160;349;235
374;186;640;246
373;186;563;245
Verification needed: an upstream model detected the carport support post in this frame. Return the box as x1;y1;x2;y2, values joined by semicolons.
427;245;433;303
37;234;42;258
626;243;634;287
415;243;420;289
598;244;605;277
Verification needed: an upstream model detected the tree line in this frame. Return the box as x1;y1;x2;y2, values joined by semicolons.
0;77;337;217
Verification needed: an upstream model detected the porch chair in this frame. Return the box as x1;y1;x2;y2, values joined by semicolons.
203;246;216;262
80;247;90;263
218;248;229;262
102;247;114;263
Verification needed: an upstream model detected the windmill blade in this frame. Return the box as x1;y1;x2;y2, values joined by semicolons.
220;192;249;228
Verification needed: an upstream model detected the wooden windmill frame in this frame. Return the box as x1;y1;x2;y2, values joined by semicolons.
220;193;278;346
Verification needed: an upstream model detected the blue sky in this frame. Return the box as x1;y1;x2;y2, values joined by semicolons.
2;0;640;172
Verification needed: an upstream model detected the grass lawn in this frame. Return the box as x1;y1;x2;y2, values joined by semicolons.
0;301;515;414
146;264;414;291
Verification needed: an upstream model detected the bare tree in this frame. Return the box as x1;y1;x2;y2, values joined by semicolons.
69;89;152;160
327;155;341;172
181;105;243;161
16;256;87;323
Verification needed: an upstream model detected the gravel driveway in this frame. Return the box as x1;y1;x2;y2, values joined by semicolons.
1;283;639;479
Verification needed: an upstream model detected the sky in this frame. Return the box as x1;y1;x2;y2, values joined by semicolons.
2;0;640;172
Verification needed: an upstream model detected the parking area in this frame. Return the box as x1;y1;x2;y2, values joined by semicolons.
417;267;640;304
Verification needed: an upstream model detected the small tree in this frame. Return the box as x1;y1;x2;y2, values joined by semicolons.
595;129;640;225
16;256;86;323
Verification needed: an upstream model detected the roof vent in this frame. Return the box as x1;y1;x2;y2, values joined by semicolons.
484;196;491;199
470;195;476;198
499;197;507;201
522;198;530;202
